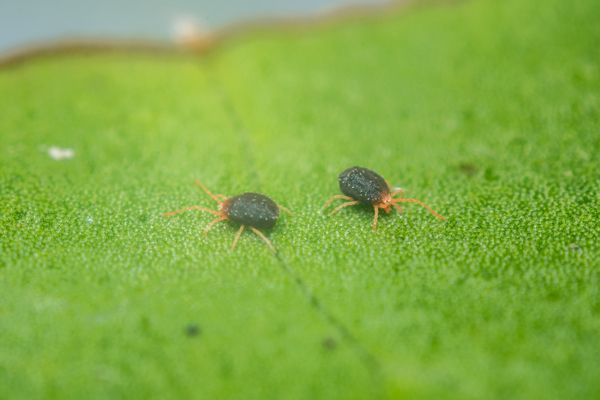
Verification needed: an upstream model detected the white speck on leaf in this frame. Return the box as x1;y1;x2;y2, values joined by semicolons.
48;146;75;160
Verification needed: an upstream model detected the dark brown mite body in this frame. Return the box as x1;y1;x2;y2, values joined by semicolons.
164;181;292;252
221;193;279;230
323;166;445;231
338;166;390;206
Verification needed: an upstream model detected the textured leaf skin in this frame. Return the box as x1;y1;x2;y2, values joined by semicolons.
1;0;600;399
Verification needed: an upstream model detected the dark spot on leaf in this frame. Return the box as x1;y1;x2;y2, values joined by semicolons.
462;109;474;121
220;357;233;378
186;324;201;337
98;273;111;284
429;334;440;352
547;291;561;301
484;167;499;181
459;162;478;177
12;211;26;221
508;136;527;148
140;317;151;335
322;337;337;350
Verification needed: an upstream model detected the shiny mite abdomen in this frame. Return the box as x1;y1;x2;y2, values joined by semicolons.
220;193;280;230
338;166;390;205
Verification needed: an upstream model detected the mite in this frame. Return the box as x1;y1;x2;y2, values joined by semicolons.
164;180;292;252
322;166;445;231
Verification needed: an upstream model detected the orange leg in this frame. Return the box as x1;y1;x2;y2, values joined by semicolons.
373;206;379;231
215;194;228;202
391;188;405;199
195;179;223;204
163;206;222;216
203;216;228;237
393;199;445;220
249;227;276;253
231;225;245;250
329;201;360;216
322;195;353;211
278;204;294;216
391;202;404;213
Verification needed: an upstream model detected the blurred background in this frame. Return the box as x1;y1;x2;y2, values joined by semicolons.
0;0;392;54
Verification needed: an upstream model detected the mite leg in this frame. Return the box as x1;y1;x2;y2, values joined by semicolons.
216;194;228;201
249;227;276;253
329;201;360;216
278;205;294;216
322;195;353;211
163;206;222;216
391;188;405;199
203;216;228;237
391;202;404;213
195;180;223;204
373;206;379;231
231;225;245;250
393;199;445;220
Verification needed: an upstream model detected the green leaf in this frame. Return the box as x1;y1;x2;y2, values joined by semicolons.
1;0;599;398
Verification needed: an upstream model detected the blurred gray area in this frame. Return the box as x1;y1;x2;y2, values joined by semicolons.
0;0;388;54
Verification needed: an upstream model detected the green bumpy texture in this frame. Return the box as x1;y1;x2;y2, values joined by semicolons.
1;0;599;398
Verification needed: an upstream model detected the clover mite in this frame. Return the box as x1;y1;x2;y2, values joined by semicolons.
322;166;445;230
164;180;292;252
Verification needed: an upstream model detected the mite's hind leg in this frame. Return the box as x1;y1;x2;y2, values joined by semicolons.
393;199;445;220
322;195;353;211
373;206;379;231
231;225;245;250
249;227;276;253
163;206;222;216
215;194;228;202
203;216;228;237
195;180;223;204
329;201;360;216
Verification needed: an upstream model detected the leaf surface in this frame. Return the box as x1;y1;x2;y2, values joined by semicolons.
1;0;599;398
